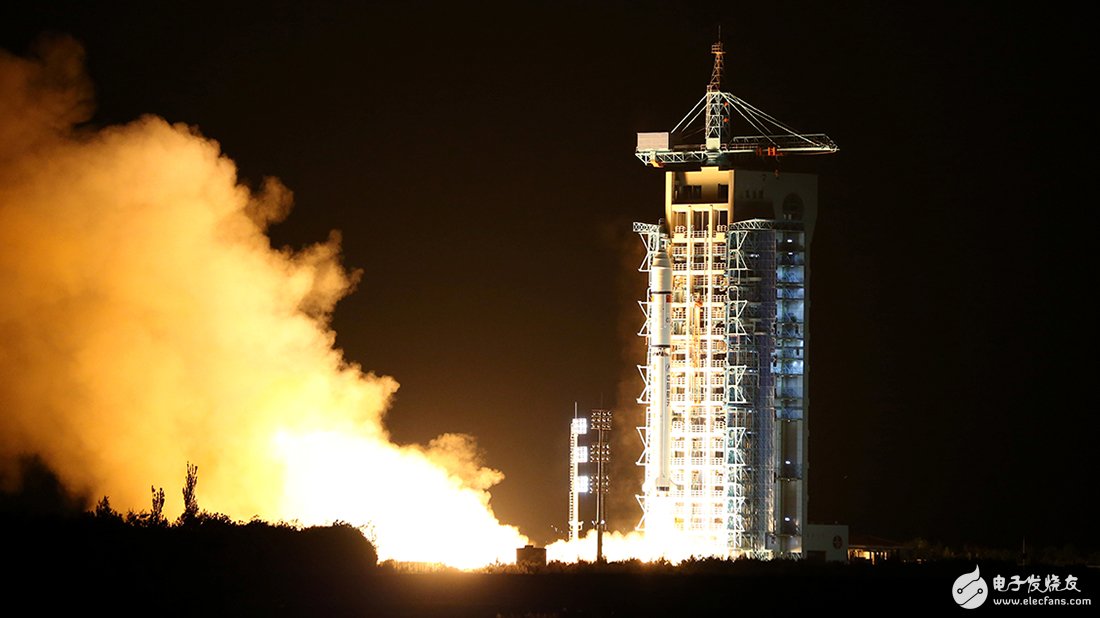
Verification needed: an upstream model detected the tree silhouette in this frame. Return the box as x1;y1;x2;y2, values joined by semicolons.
180;462;199;524
93;495;121;522
150;485;165;526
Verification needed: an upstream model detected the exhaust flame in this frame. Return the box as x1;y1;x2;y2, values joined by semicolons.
546;529;722;564
0;38;524;567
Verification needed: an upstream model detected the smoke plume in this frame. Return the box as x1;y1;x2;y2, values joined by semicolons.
0;37;524;566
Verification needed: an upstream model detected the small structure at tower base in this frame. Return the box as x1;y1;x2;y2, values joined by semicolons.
516;544;547;569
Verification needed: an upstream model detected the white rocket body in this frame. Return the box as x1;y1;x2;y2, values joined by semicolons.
649;246;672;492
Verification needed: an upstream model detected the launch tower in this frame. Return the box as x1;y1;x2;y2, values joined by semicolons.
634;41;836;558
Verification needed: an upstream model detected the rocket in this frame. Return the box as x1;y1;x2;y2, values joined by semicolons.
649;244;672;492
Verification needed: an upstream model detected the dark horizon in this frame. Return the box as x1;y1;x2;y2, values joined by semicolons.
0;2;1089;553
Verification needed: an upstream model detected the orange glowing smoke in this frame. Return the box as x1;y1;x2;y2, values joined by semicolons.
0;37;524;568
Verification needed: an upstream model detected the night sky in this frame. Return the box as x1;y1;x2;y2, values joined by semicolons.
1;2;1089;550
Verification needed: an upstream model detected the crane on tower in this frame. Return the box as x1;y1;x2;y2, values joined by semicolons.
635;40;838;168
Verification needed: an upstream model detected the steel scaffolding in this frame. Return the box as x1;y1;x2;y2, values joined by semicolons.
636;215;730;550
727;219;807;555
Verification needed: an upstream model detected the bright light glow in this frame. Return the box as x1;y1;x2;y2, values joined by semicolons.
547;528;727;563
0;40;528;572
276;431;526;569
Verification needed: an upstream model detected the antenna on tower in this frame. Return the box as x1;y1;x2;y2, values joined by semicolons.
633;37;837;167
708;35;724;92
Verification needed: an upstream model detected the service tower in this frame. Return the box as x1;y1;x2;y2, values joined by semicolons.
634;40;836;558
